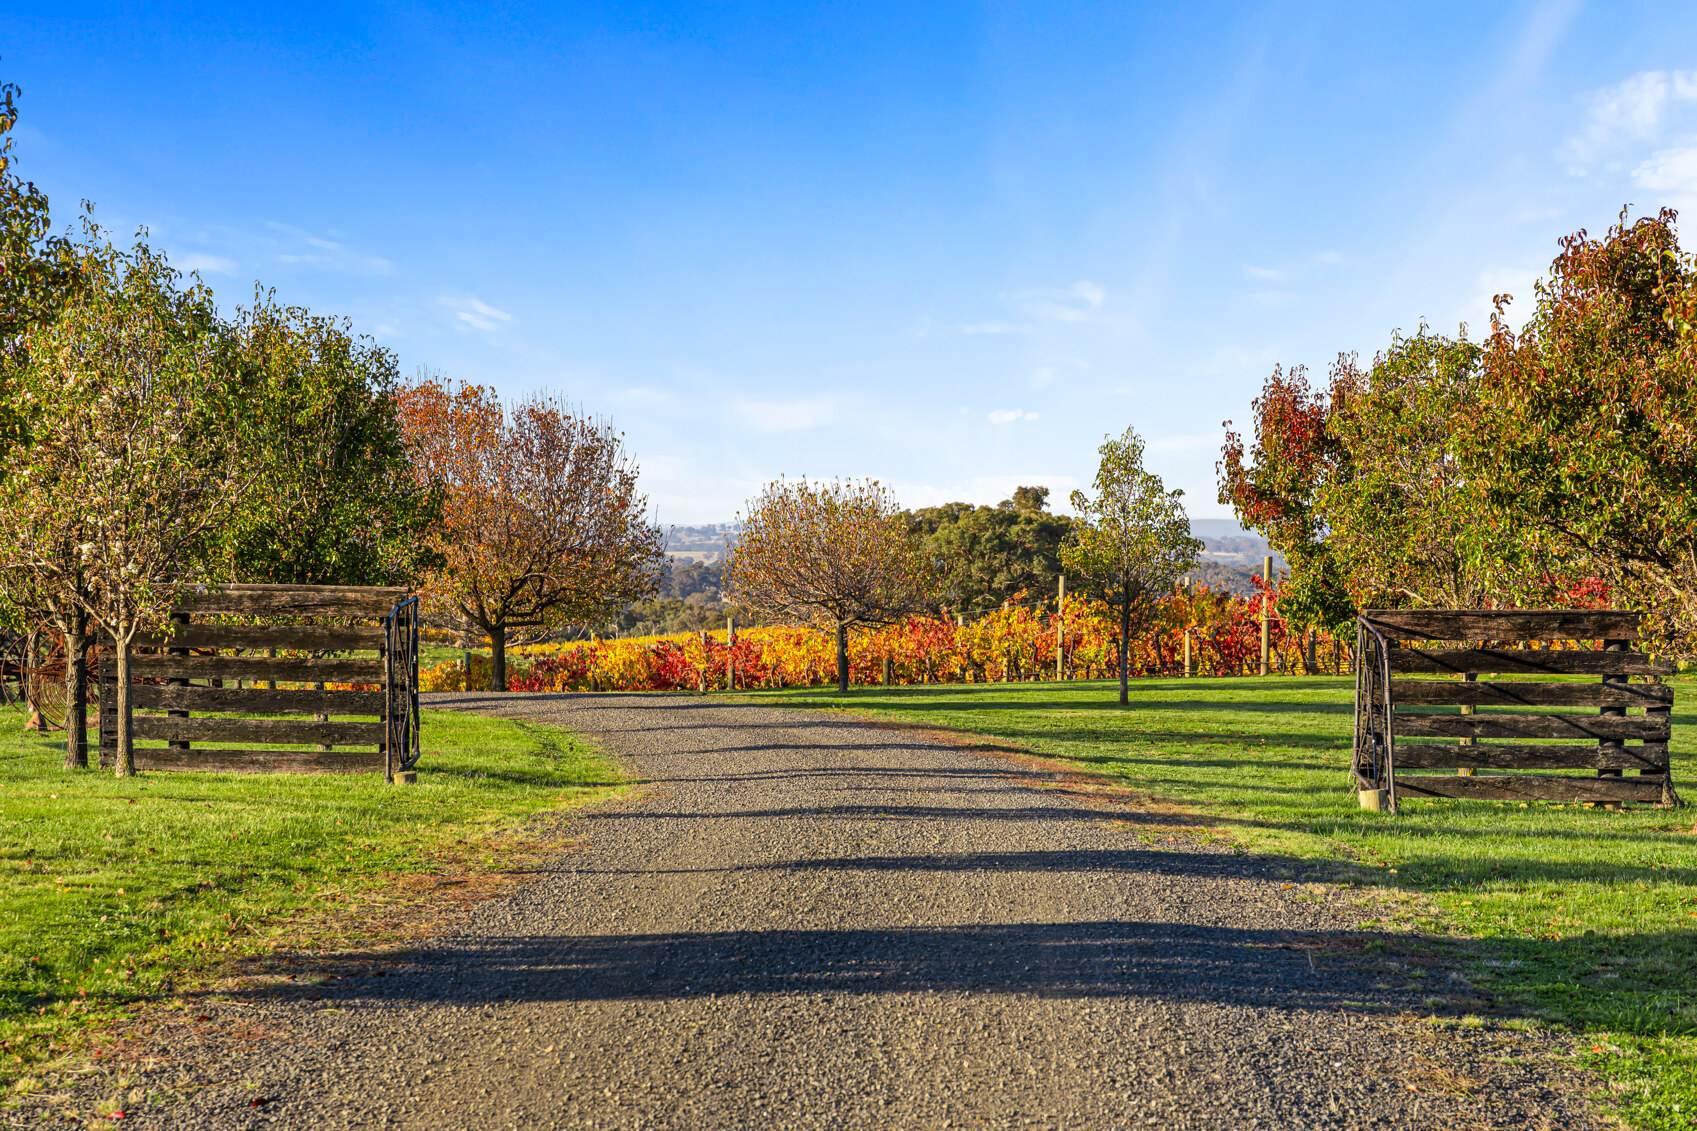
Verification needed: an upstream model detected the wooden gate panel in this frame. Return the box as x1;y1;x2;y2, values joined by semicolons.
1388;648;1674;676
1389;680;1672;707
98;583;418;778
1354;609;1677;810
1396;775;1665;803
1395;742;1665;771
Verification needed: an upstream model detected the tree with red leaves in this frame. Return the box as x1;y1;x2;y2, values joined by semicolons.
1463;208;1697;652
1217;363;1353;632
398;378;663;690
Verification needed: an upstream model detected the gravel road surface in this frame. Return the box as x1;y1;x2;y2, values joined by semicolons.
24;693;1596;1129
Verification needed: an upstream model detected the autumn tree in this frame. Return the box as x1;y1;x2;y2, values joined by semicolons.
1318;328;1549;609
0;232;237;775
217;292;440;586
398;378;662;690
1217;364;1353;633
729;478;929;692
1222;331;1557;619
1462;208;1697;652
1062;428;1201;704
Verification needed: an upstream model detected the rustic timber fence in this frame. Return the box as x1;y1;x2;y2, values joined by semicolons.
98;584;421;781
1353;609;1678;812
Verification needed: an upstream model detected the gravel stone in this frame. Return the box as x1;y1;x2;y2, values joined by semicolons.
16;693;1599;1129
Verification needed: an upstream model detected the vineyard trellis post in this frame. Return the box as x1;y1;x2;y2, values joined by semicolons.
1055;574;1065;681
1259;556;1272;676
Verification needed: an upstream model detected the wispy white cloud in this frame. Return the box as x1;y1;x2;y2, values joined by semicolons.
1564;69;1697;171
732;395;838;433
1200;344;1282;378
957;320;1032;336
1240;252;1343;292
987;408;1040;425
1511;204;1564;226
1027;279;1105;323
1146;431;1220;453
176;251;238;276
958;280;1106;336
1633;145;1697;212
441;295;514;332
266;222;395;276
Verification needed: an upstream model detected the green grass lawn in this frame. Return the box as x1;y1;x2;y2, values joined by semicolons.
758;675;1697;1129
0;708;622;1091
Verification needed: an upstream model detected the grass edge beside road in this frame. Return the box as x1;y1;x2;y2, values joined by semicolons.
749;675;1697;1131
1;707;626;1105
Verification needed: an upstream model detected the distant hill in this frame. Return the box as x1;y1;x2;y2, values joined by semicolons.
663;523;740;564
664;517;1280;594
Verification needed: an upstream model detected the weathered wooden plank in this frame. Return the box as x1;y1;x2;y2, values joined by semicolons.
174;584;408;617
136;624;386;651
99;748;384;774
130;715;384;745
1388;648;1673;677
127;684;384;715
1390;679;1673;707
1395;742;1668;771
1392;712;1670;740
125;655;384;682
1361;609;1640;642
1395;774;1664;804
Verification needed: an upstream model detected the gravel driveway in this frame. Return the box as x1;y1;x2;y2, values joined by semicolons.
28;693;1596;1128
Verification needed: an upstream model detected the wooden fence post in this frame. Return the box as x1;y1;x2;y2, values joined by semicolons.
167;610;190;755
1259;556;1271;676
1055;575;1065;682
1599;637;1628;794
726;616;735;690
957;612;966;683
1457;670;1477;776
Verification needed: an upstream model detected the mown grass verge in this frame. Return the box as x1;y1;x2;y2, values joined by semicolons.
757;675;1697;1129
0;707;623;1093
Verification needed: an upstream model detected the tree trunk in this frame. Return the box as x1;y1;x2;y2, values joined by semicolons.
490;626;508;692
63;614;88;770
114;638;134;778
835;622;850;693
1118;600;1131;706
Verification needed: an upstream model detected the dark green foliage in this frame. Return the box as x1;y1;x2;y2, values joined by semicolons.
216;295;442;587
0;78;73;363
610;559;728;635
905;486;1077;616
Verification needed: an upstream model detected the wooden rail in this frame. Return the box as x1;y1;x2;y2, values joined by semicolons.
1352;609;1678;810
98;584;420;779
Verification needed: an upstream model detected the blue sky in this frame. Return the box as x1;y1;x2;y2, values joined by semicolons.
7;1;1697;524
